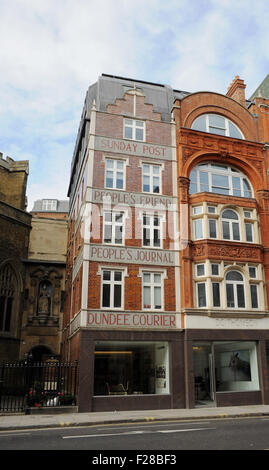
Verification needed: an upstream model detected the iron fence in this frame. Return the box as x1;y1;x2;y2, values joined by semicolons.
0;360;78;413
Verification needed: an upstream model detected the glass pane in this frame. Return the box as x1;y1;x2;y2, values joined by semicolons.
154;287;161;309
124;127;132;139
222;209;238;220
136;120;144;127
136;128;144;141
226;271;243;281
106;171;113;188
143;176;150;192
115;226;122;243
114;272;122;282
143;286;151;308
115;213;123;223
196;264;205;276
153;177;160;193
249;267;257;278
199;171;209;192
237;284;245;308
104;225;112;243
102;284;110;307
192;115;207;132
143;215;150;226
194;219;203;239
143;273;151;283
154;217;160;226
154;273;161;284
209;219;217;238
243;179;252;197
116;172;123;189
104;212;112;222
232;222;240;240
222;221;230;240
212;174;229;189
212;283;220;307
117;160;124;170
197;284;206;307
154;229;160;247
211;264;219;275
208;114;225;128
226;284;235;307
250;285;258;308
113;285;122;308
103;271;111;281
208;206;216;213
229;121;242;139
143;228;150;246
245;223;253;242
143;165;150;174
153;165;160;175
125;119;133;125
106;159;114;169
209;127;226;136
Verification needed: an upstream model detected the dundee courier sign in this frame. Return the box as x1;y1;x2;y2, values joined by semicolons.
87;311;179;330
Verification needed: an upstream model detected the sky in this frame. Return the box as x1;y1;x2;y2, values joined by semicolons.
0;0;269;211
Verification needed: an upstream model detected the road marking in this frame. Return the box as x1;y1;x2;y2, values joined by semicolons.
159;427;216;433
62;427;215;439
0;432;31;437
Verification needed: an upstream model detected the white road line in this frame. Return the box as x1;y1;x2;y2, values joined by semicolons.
62;427;215;439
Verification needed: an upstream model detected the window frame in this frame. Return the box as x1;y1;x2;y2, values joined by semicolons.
105;158;126;190
101;269;124;310
124;118;145;142
142;271;164;311
103;211;125;246
191;113;244;139
142;213;162;248
225;270;245;309
142;163;162;194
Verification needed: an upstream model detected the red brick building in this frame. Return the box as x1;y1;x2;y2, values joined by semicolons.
63;73;269;411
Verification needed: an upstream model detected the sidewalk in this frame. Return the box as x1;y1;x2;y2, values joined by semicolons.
1;404;269;431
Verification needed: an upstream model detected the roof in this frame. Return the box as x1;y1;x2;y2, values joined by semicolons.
249;74;269;100
31;199;69;213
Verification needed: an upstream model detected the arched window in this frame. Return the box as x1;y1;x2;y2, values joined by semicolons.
189;163;252;198
191;114;244;139
225;270;245;308
221;209;240;241
0;264;17;332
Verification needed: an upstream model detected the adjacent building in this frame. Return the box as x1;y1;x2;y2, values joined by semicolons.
64;73;269;411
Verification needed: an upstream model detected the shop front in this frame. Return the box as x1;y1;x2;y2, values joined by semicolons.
185;328;269;408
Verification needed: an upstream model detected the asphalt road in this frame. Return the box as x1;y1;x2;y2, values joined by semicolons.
1;416;269;452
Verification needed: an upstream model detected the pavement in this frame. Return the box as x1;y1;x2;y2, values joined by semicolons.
2;404;269;431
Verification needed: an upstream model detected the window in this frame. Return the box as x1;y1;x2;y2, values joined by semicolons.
221;209;240;241
0;264;16;332
105;159;125;189
225;271;245;308
42;199;57;211
196;264;205;277
193;218;204;239
101;270;123;309
143;214;161;248
197;283;207;307
211;263;220;276
94;341;169;396
245;222;253;242
249;266;257;278
142;272;163;310
189;163;252;198
250;284;258;309
142;164;161;193
191;114;244;139
103;211;124;245
212;282;221;307
124;119;145;141
208;218;217;238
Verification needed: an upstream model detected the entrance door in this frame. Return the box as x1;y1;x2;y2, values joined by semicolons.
193;343;216;407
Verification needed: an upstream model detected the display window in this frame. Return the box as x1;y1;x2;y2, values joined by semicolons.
94;341;169;396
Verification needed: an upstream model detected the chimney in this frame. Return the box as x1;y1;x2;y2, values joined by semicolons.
226;75;246;107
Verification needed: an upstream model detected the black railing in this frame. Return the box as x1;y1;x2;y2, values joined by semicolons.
0;361;78;413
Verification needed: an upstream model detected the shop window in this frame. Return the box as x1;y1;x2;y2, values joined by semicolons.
105;158;125;190
189;163;252;198
142;163;161;194
191;114;244;139
94;341;169;396
103;211;124;245
124;119;145;141
101;270;124;309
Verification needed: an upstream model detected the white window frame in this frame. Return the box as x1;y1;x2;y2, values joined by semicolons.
124;118;145;141
142;271;163;311
142;213;162;248
142;163;162;194
191;114;244;139
42;199;57;211
221;209;241;241
225;271;245;309
103;211;125;245
105;158;125;190
193;218;204;240
101;269;124;310
196;282;207;308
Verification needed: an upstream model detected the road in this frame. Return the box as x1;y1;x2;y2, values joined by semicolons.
1;416;269;452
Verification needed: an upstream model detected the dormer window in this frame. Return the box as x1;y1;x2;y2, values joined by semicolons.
42;199;57;211
191;114;244;139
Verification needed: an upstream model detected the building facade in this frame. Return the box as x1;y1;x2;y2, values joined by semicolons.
0;154;31;361
63;73;269;411
21;199;68;362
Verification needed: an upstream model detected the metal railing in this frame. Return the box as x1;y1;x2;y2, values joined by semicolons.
0;360;78;413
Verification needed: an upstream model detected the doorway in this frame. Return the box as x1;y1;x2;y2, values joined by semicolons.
193;343;216;407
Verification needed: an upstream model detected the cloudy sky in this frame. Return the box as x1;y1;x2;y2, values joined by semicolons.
0;0;268;211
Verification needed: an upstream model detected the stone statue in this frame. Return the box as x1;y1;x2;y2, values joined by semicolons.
38;284;50;314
